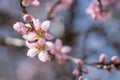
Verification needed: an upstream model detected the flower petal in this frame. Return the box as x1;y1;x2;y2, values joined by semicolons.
45;42;55;53
33;19;41;30
38;50;50;62
41;20;50;31
61;46;71;54
27;48;38;57
44;33;54;40
25;41;37;48
23;32;37;41
55;39;62;50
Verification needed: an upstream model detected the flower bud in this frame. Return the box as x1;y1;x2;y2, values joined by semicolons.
77;59;83;66
111;56;120;64
79;76;83;80
13;22;28;35
23;14;33;22
99;54;107;63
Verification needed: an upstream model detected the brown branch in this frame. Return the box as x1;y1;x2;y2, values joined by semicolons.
47;0;61;20
97;0;103;12
19;0;28;14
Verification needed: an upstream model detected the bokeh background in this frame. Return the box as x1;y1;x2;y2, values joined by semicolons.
0;0;120;80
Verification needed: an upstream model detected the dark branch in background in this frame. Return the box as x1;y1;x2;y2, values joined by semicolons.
97;0;103;12
47;0;60;20
19;0;28;14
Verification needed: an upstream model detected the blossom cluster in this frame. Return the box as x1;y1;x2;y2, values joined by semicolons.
13;13;71;63
86;0;118;21
12;0;120;80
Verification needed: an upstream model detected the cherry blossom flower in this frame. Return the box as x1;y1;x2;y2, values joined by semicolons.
51;39;71;61
32;19;54;40
22;0;40;7
26;37;54;62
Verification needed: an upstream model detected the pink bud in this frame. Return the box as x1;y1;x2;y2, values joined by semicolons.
79;76;83;80
31;0;40;6
23;14;33;22
13;22;28;35
111;56;120;64
72;69;79;76
77;59;83;66
99;54;107;63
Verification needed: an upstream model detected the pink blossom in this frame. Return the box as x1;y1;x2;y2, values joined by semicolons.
32;19;54;40
38;50;50;62
22;0;40;7
26;40;53;62
52;39;71;61
13;22;29;35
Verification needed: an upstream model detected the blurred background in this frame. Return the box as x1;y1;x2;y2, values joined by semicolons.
0;0;120;80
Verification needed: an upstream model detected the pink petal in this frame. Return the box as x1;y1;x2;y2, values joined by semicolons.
38;50;50;62
41;20;50;31
23;32;37;41
44;33;54;40
55;39;62;50
45;42;55;50
37;38;45;45
31;0;40;6
25;40;37;48
61;46;71;54
33;19;41;30
27;48;38;57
